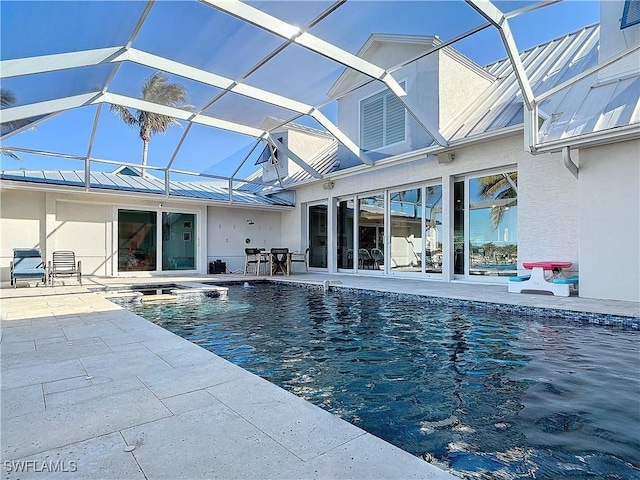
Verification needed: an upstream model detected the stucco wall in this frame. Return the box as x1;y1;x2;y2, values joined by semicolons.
207;206;284;274
0;188;217;280
438;50;493;128
0;190;46;282
578;140;640;301
51;200;110;276
516;152;580;273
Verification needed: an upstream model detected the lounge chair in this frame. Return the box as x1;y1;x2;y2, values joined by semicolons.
10;248;47;288
48;251;82;286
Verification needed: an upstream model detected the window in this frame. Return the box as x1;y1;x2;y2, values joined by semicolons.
360;83;405;150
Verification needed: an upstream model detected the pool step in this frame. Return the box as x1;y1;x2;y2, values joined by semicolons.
141;293;178;302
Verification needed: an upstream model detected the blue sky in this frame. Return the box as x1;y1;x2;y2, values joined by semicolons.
1;1;601;177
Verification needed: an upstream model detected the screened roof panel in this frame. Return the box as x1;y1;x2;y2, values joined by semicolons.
108;62;223;112
170;124;261;177
0;1;147;60
1;65;112;108
132;1;284;80
242;42;346;106
308;1;489;58
202;91;300;130
1;106;97;157
246;1;336;26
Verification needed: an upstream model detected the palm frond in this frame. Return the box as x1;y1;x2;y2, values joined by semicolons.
0;88;17;108
109;104;138;127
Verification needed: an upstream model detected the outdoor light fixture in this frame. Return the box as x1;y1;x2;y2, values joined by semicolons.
322;181;335;190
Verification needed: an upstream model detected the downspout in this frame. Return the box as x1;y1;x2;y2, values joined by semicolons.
562;146;578;179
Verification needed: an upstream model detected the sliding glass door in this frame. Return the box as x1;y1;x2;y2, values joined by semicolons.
389;185;443;275
162;213;196;271
337;199;355;270
118;210;157;272
455;171;518;279
389;188;422;273
118;209;197;273
308;204;327;268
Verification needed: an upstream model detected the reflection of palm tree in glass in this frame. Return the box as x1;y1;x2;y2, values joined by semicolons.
109;72;188;175
1;87;32;160
478;173;517;229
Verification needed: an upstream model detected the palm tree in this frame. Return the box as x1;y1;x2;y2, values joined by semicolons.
109;72;188;175
1;87;30;161
477;172;518;229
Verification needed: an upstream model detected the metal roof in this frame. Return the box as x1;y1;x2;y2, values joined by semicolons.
0;169;292;206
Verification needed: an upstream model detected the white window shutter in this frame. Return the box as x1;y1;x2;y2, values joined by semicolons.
385;91;405;145
361;95;384;150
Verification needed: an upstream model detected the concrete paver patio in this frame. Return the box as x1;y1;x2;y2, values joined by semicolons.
1;274;637;479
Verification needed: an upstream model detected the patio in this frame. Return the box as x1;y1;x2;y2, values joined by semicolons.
1;274;637;479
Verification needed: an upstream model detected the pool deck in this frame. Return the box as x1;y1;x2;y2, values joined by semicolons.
1;274;638;480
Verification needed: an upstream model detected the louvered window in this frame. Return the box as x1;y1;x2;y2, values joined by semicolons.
621;0;640;29
360;83;406;151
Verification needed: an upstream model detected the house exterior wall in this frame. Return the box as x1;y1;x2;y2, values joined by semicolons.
207;206;283;274
578;140;640;301
296;133;580;281
517;153;580;273
0;190;46;282
0;188;215;280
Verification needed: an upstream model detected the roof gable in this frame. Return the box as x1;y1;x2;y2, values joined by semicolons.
328;34;438;99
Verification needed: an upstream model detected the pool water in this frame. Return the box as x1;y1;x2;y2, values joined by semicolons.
119;283;640;479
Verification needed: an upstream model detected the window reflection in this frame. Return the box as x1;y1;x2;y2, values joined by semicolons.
358;193;384;270
469;172;518;276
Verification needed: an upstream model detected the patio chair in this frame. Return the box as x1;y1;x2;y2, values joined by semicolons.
10;248;47;288
358;248;374;269
289;248;309;273
270;247;289;275
371;248;384;269
48;251;82;286
244;248;265;275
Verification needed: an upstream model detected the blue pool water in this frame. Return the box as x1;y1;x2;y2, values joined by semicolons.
118;283;640;479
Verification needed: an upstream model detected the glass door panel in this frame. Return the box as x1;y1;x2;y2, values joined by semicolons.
454;181;465;275
118;210;157;272
424;185;443;274
162;213;196;271
390;188;422;273
469;172;518;277
358;193;384;270
337;199;354;269
309;205;328;268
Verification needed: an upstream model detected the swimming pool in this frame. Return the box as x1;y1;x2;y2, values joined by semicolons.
117;283;640;479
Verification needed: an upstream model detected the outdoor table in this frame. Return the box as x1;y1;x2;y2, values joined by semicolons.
508;261;574;296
